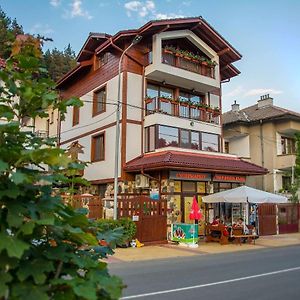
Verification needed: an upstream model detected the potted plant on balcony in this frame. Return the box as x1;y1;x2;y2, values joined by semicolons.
164;45;176;54
159;95;172;103
145;95;153;104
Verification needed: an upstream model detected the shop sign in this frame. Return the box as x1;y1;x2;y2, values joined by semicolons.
213;174;246;183
132;215;139;222
150;189;159;200
171;223;198;244
170;171;211;181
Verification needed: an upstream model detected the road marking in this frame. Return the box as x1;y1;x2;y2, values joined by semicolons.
121;266;300;299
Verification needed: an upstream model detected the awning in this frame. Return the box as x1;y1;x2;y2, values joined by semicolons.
202;186;288;204
125;151;268;175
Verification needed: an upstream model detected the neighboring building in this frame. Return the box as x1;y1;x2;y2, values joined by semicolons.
0;58;58;139
57;17;267;231
223;95;300;194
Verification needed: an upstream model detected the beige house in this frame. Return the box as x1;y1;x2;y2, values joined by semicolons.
223;95;300;194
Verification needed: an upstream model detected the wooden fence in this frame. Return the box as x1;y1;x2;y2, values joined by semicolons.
117;194;167;243
62;194;103;219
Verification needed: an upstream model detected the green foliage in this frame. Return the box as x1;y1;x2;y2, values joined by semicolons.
0;6;24;59
96;218;137;244
43;44;77;82
0;37;124;299
289;133;300;203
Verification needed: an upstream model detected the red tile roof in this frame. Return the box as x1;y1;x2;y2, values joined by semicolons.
125;150;268;175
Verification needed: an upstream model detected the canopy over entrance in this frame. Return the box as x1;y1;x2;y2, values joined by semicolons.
202;186;288;204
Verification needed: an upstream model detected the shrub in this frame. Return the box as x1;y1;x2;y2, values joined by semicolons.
96;218;137;244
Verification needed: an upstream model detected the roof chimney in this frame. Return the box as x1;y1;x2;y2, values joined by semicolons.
231;100;240;112
258;94;273;108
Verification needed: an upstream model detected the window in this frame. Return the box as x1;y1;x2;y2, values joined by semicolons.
72;106;79;126
282;176;291;191
224;141;229;154
91;133;105;162
99;52;109;68
50;110;54;124
201;132;219;152
281;136;296;155
158;125;178;148
191;131;200;150
180;129;190;148
145;126;155;152
93;87;106;116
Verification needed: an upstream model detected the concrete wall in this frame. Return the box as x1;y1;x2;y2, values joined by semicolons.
228;135;250;158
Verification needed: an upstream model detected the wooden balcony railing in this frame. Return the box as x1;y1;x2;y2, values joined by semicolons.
145;97;220;125
162;50;215;79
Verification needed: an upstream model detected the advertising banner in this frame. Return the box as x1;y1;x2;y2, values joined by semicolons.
171;223;198;243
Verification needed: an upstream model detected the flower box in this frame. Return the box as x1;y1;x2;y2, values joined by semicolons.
164;49;173;55
159;97;171;103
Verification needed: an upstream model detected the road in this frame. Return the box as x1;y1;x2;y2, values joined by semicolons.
109;245;300;300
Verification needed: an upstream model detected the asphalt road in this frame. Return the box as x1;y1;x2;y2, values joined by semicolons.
109;245;300;300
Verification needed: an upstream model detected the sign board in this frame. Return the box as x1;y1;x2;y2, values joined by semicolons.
213;174;246;183
170;171;211;181
171;223;198;244
150;189;159;200
132;215;139;222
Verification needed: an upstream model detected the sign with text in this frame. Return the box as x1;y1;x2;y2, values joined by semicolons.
170;171;211;181
213;174;246;183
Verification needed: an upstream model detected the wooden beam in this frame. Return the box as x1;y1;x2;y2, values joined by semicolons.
110;43;144;67
218;47;231;56
82;49;94;55
190;22;202;31
157;25;170;34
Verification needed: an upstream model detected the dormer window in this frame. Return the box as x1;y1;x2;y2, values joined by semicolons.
98;52;109;68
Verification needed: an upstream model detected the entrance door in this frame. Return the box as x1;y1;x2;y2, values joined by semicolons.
183;196;193;224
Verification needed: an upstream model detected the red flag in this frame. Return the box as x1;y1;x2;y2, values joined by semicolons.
189;196;202;220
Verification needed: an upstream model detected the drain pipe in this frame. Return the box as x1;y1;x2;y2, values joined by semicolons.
259;119;265;190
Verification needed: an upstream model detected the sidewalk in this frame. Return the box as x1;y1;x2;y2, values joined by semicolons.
107;233;300;263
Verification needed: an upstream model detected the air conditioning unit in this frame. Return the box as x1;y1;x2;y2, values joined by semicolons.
135;174;150;188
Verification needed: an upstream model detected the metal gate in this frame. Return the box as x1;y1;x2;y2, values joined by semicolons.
278;204;299;234
258;204;277;235
118;195;167;243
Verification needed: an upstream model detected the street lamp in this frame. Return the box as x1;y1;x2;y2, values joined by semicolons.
113;35;142;220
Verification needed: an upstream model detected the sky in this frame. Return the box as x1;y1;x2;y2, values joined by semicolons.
1;0;299;113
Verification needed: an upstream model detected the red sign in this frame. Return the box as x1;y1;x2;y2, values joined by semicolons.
170;171;211;181
213;174;246;183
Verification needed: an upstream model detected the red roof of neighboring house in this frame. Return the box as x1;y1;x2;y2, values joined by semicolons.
125;150;268;175
0;58;6;68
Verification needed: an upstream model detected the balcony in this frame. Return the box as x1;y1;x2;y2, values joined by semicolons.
162;48;215;79
145;96;220;125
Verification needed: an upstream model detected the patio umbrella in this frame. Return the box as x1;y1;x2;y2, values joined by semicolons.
189;195;202;220
202;186;287;204
189;196;202;248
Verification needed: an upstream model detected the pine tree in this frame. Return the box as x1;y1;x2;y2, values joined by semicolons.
0;7;24;58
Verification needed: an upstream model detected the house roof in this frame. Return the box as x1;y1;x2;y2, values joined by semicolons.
0;58;6;68
76;32;111;62
125;150;268;175
223;103;300;126
57;16;242;87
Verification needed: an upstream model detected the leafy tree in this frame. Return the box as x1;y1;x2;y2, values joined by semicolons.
43;44;77;82
289;133;300;203
0;7;24;59
0;35;124;299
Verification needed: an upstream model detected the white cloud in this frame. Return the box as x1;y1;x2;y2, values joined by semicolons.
124;0;185;19
124;1;155;17
50;0;61;7
244;88;283;97
29;24;54;35
223;86;244;98
154;12;185;19
182;1;191;6
64;0;93;20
